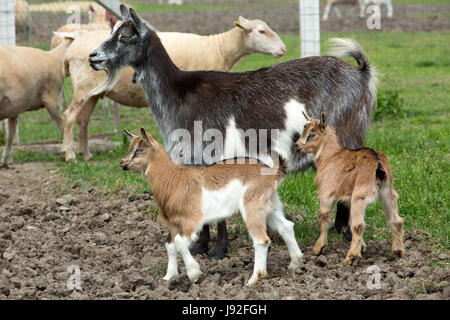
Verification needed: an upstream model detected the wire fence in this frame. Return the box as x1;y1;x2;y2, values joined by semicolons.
11;0;449;49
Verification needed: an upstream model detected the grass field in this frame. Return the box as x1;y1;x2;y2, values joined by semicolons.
4;30;449;252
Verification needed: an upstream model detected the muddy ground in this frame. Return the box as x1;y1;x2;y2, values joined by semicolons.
18;3;450;45
0;162;448;300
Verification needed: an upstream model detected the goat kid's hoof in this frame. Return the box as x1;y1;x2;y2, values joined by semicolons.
82;151;93;161
288;256;304;270
246;270;267;286
162;272;179;281
187;269;202;283
392;249;404;258
343;255;360;267
312;243;325;256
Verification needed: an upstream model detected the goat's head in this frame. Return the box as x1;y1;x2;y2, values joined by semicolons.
294;111;329;154
88;5;149;96
235;16;286;58
120;128;160;172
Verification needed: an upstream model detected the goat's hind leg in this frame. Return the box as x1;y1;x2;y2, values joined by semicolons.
174;234;202;282
1;117;18;168
380;186;404;258
190;224;210;256
313;196;334;255
267;193;303;270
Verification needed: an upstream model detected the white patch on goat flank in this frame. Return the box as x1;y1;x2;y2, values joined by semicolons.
275;99;307;161
200;179;248;228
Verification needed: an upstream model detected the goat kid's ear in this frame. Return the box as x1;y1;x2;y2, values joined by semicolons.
302;111;313;122
129;8;146;37
320;111;328;130
124;129;136;141
120;4;132;21
140;127;156;148
235;16;252;32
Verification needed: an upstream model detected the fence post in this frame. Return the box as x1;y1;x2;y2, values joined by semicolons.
0;0;19;145
299;0;320;58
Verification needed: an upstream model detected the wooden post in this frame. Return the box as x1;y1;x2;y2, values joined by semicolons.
299;0;320;58
0;0;19;145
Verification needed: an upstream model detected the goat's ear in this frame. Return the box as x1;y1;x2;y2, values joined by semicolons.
124;129;135;141
235;16;252;32
320;110;328;130
140;127;156;148
129;8;146;37
120;4;131;21
302;111;312;122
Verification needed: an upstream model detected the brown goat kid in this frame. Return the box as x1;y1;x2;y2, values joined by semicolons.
295;111;404;266
120;128;303;285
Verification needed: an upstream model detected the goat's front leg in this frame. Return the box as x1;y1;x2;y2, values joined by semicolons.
1;117;17;168
209;220;230;259
174;234;202;282
163;233;179;281
190;224;210;256
313;197;334;255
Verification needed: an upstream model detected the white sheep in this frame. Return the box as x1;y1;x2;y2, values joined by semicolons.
60;17;287;161
0;32;80;168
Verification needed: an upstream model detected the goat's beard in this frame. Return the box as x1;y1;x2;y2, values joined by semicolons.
88;68;121;98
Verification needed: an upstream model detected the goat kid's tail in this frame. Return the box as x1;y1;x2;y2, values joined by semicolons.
328;38;378;99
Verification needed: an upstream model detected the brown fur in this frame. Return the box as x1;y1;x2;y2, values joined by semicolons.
120;129;284;242
295;111;404;266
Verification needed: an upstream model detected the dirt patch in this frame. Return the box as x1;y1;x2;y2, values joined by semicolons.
0;162;448;299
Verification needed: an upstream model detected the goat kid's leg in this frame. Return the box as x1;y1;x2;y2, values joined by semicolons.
163;233;179;281
1;117;18;168
344;196;371;266
77;96;98;161
209;221;230;259
380;187;404;258
267;193;303;269
190;225;210;256
313;197;334;255
174;234;202;282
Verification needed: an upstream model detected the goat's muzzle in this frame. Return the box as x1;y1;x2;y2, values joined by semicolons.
120;160;129;171
88;52;104;70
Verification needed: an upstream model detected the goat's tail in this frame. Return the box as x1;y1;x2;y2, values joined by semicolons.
327;38;378;100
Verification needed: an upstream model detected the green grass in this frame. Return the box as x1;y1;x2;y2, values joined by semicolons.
6;31;449;250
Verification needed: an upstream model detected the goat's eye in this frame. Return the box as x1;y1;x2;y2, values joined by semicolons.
258;30;266;34
306;133;315;142
133;148;143;158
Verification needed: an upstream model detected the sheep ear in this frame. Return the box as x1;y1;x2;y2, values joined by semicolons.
120;4;131;21
123;129;135;141
129;8;146;37
320;111;328;130
235;16;252;32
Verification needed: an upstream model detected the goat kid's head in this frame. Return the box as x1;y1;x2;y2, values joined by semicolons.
120;128;160;172
88;5;149;96
235;16;286;58
294;111;329;154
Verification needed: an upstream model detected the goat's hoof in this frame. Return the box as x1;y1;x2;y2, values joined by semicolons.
392;249;404;258
64;151;77;162
190;240;208;256
162;272;178;281
208;243;229;260
83;152;93;161
312;242;325;256
288;256;304;270
187;270;202;283
0;163;9;169
343;255;360;267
